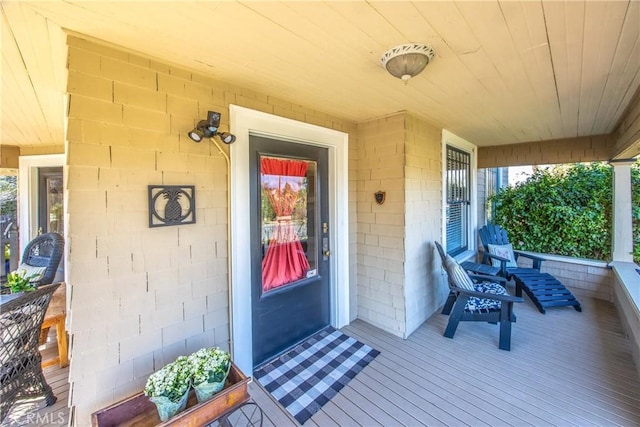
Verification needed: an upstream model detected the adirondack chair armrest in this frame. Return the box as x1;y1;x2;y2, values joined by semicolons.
513;250;545;270
455;287;524;304
482;252;511;276
485;252;510;263
480;250;508;264
468;273;507;284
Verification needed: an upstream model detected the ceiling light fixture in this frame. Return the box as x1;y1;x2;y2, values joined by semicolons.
380;43;435;82
187;111;236;144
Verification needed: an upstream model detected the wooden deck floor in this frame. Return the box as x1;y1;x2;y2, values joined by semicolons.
3;352;70;427
6;296;640;426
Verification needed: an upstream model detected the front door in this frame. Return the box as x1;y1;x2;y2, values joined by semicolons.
249;135;330;367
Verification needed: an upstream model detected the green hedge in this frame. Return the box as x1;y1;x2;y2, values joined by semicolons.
491;161;640;264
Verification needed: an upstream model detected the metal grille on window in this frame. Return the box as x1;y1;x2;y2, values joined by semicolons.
446;146;470;256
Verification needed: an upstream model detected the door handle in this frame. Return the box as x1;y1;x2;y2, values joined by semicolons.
322;237;330;260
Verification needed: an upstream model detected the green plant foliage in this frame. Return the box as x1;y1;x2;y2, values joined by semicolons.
0;176;18;218
4;270;37;293
491;162;618;262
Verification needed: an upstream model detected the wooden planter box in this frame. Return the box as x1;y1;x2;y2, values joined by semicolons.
92;362;250;427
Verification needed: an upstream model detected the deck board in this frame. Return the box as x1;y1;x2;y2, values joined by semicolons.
346;322;543;427
6;296;640;426
348;321;561;426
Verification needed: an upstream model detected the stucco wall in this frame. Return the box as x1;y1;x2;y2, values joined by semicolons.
65;35;358;425
403;114;448;336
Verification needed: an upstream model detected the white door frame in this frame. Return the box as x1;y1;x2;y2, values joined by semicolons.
229;105;349;375
18;154;65;252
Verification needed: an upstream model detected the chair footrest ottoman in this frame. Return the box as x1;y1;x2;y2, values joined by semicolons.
512;272;582;314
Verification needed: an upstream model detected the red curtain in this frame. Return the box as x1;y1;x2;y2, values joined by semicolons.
261;158;310;291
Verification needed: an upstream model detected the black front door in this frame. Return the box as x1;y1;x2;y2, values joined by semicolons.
249;135;330;367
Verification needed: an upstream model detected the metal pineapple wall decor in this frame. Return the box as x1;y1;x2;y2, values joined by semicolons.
148;185;196;227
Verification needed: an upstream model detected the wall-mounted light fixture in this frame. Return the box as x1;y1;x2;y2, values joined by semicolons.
188;111;236;144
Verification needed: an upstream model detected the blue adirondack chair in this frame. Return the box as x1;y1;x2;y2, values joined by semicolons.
435;241;523;351
477;224;582;314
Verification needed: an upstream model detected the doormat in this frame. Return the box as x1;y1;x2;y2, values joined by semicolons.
253;326;379;425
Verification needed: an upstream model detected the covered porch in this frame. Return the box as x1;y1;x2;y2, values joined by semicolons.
1;1;640;425
9;293;640;426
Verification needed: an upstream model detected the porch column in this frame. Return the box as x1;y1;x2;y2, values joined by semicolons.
610;159;635;262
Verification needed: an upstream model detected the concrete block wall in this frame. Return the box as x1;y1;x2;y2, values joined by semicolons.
404;114;448;336
356;113;449;338
356;114;407;337
65;35;358;425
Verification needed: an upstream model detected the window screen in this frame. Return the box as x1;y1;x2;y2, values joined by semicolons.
446;146;470;256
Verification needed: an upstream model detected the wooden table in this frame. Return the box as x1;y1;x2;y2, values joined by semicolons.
40;313;68;368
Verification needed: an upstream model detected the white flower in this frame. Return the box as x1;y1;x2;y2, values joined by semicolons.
187;347;231;386
144;356;191;402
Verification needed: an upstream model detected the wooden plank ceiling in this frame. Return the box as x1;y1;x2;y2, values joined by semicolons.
1;1;639;149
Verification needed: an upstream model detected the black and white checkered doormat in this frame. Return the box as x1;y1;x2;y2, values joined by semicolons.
253;326;380;425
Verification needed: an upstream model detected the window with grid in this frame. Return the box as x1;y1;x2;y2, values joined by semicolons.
446;146;470;256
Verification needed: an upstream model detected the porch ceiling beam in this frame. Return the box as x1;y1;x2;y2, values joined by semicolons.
477;134;612;168
0;145;19;169
611;86;640;160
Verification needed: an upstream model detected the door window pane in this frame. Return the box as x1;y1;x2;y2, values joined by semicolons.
260;156;317;292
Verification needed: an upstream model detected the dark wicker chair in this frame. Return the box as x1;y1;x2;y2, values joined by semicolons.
0;283;60;422
20;233;64;287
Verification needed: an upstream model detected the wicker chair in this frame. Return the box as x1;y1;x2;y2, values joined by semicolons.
0;283;60;422
20;233;64;287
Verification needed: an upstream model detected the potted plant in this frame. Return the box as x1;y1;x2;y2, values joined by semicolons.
188;347;231;403
3;269;38;293
143;356;191;421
